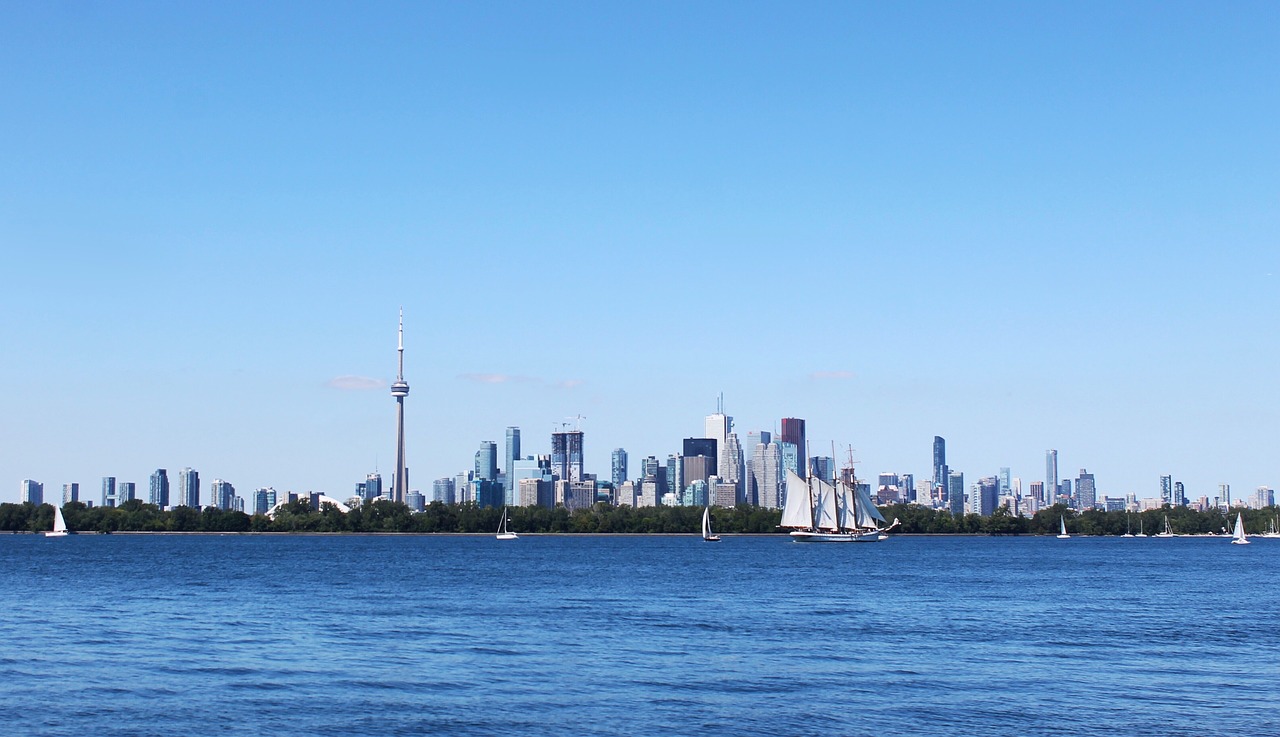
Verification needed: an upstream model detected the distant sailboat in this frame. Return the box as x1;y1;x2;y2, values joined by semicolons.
44;506;70;537
496;507;518;540
1230;512;1250;545
1263;516;1280;539
1155;515;1174;538
1121;513;1135;538
1057;515;1070;539
1135;517;1147;538
702;506;720;542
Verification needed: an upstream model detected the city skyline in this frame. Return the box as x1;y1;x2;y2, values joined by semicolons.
2;4;1277;502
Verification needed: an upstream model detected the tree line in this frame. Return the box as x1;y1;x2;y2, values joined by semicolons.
1;498;1275;536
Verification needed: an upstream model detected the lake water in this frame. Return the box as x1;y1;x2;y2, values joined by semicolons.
2;533;1277;736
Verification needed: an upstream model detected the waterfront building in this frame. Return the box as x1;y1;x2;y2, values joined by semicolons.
947;471;965;517
62;482;79;505
779;442;800;479
720;432;743;489
505;427;521;494
406;490;425;512
101;476;117;508
21;479;43;505
471;478;504;508
752;441;782;509
432;477;456;505
809;456;835;484
1059;479;1072;505
454;472;471;504
743;431;770;505
363;473;382;503
614;480;636;508
209;479;235;510
710;476;736;507
475;441;498;481
683;479;709;507
1173;481;1186;507
666;454;682;504
1076;470;1096;510
705;399;731;472
637;479;658;508
1219;483;1231;509
510;456;554;506
117;482;136;504
933;436;948;503
519;477;553;508
551;430;584;483
682;454;714;490
564;480;597;511
1045;450;1058;508
1254;486;1275;509
780;418;807;477
611;448;628;486
1160;475;1173;506
149;469;170;508
178;468;200;508
914;479;933;507
1103;497;1126;512
254;488;276;515
998;468;1011;497
640;455;661;484
682;437;717;470
967;477;997;516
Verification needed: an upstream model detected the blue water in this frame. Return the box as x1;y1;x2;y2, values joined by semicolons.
2;534;1277;736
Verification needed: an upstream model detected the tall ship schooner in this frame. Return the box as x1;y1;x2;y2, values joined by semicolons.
780;466;898;542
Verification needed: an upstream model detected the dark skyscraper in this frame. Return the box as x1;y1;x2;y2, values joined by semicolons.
551;430;584;483
932;436;948;500
682;437;717;463
475;441;498;481
101;476;116;508
611;448;628;486
149;469;169;508
780;418;807;477
391;309;411;504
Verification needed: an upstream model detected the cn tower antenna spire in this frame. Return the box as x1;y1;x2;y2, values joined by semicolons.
391;308;411;504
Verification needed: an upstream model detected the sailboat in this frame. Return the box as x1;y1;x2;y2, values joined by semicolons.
702;506;721;542
1121;513;1135;538
1056;515;1070;539
495;507;518;540
1230;512;1250;545
44;506;71;537
780;469;898;542
1263;516;1280;539
1135;517;1147;538
1154;515;1174;538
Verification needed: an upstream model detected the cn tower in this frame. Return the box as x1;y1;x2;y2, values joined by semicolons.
391;308;410;504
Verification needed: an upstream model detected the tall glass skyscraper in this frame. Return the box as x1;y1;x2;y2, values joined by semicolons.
475;441;498;481
1045;450;1058;507
178;468;200;508
101;476;116;508
551;430;584;483
780;418;807;477
149;469;170;508
611;448;628;486
505;427;521;493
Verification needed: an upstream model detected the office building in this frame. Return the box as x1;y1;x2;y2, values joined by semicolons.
254;488;276;515
475;441;498;481
100;476;116;508
948;471;965;517
1173;481;1186;507
968;476;997;516
611;448;628;486
780;418;807;477
666;454;682;505
1059;478;1072;503
432;477;456;505
1076;470;1096;510
933;436;948;501
551;430;584;483
21;479;43;505
178;468;200;508
149;469;170;508
720;432;743;487
705;397;732;473
1045;450;1058;508
117;482;136;504
1253;486;1274;510
406;490;425;512
505;427;521;494
209;479;235;510
752;441;782;509
62;482;79;505
809;457;835;484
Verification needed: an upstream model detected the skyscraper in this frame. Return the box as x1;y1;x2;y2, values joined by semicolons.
364;472;383;502
391;309;411;505
948;471;965;517
611;448;628;486
551;430;584;483
1045;450;1058;508
178;468;200;508
62;482;79;505
1076;470;1096;510
101;476;117;508
505;427;521;494
705;396;732;474
475;441;498;481
210;479;235;510
149;469;170;508
21;480;43;505
932;436;947;498
780;418;807;477
752;441;782;509
117;482;136;504
720;432;744;487
1160;475;1173;506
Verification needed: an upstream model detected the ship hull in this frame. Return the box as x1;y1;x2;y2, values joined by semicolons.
789;529;881;543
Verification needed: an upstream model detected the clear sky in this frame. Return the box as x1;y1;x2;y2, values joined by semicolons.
3;1;1277;504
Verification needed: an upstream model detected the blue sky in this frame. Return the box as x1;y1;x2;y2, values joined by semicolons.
2;1;1277;503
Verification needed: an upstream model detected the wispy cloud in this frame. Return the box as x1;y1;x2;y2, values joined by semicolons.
458;373;538;385
326;375;386;391
555;379;585;389
809;370;855;381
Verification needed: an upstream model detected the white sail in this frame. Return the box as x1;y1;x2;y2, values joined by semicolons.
1060;516;1067;536
838;483;857;530
1233;513;1246;542
702;506;711;538
53;506;67;534
814;478;839;530
854;482;886;527
780;471;814;529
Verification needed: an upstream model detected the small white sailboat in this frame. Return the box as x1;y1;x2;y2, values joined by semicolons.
702;506;721;542
1230;512;1249;545
1135;517;1147;538
495;507;518;540
1121;513;1134;538
1056;515;1070;539
44;506;71;537
1155;515;1174;538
